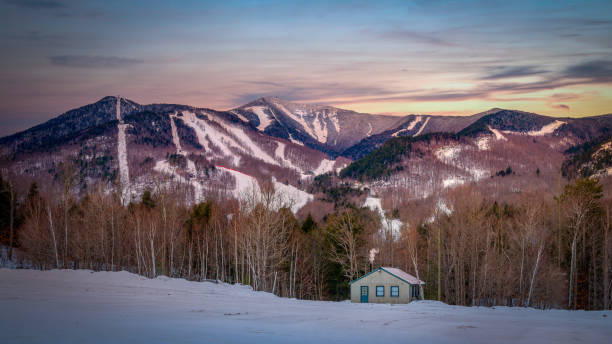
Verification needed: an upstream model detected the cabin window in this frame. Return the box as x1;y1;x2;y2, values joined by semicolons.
391;286;399;297
376;286;384;297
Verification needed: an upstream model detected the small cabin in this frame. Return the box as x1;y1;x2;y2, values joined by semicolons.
350;267;425;304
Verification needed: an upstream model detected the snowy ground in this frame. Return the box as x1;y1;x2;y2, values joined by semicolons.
0;269;610;344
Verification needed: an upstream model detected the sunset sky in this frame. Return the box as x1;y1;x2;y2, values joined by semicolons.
1;0;611;136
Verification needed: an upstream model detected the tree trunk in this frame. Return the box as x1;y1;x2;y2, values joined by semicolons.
47;205;60;268
569;230;578;309
8;180;14;260
604;206;609;310
527;243;544;307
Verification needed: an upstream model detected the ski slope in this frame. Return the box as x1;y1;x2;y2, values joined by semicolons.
0;269;609;344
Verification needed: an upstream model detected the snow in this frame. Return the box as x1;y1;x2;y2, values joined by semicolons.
476;136;490;150
413;116;430;136
180;111;242;166
527;120;566;136
272;177;314;214
364;197;403;238
488;125;508;141
288;133;304;146
159;117;203;201
275;101;319;140
153;160;203;202
382;267;425;285
217;166;313;214
442;177;465;188
169;116;184;153
275;141;301;171
427;198;454;223
435;146;461;163
392;116;422;137
230;110;249;123
434;145;489;187
116;96;131;204
313;158;335;176
313;112;329;143
217;166;261;201
330;110;340;134
247;106;275;131
2;269;609;344
217;120;278;166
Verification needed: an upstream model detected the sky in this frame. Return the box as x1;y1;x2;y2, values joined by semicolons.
0;0;611;136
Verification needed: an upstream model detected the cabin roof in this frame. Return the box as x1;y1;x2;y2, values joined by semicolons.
349;267;426;285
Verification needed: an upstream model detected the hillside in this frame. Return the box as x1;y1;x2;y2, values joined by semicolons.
1;97;612;218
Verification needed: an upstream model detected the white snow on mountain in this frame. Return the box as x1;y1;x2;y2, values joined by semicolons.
527;120;566;136
364;197;402;238
275;141;301;171
272;177;314;213
413;116;430;136
313;158;336;176
435;145;489;188
476;136;490;150
217;166;261;201
442;177;465;188
116;97;131;204
488;125;508;141
392;116;422;137
217;166;313;214
180;111;242;166
247;106;275;131
217;120;278;166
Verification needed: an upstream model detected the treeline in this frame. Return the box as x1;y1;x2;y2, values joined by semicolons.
339;133;457;181
0;173;611;309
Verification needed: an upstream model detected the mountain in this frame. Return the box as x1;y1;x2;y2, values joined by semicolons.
231;97;409;157
0;96;347;214
1;96;611;218
339;109;612;208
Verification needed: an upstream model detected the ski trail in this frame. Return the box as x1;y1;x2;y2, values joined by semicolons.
170;116;183;153
167;115;202;202
116;96;131;204
413;117;430;136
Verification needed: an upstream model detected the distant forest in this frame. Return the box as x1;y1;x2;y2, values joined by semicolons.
1;170;611;310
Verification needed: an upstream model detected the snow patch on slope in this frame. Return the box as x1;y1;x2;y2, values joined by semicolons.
435;146;461;163
435;145;489;187
247;106;275;131
364;197;402;239
476;136;490;150
527;120;566;136
272;177;314;214
488;125;507;141
313;159;335;176
217;166;313;214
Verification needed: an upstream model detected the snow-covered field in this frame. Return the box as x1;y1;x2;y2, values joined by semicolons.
0;269;610;344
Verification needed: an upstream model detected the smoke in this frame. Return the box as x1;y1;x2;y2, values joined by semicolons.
369;248;379;264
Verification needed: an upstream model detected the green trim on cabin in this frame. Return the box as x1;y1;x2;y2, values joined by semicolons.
349;267;420;286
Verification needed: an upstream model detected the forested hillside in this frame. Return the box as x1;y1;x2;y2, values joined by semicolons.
2;171;611;310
